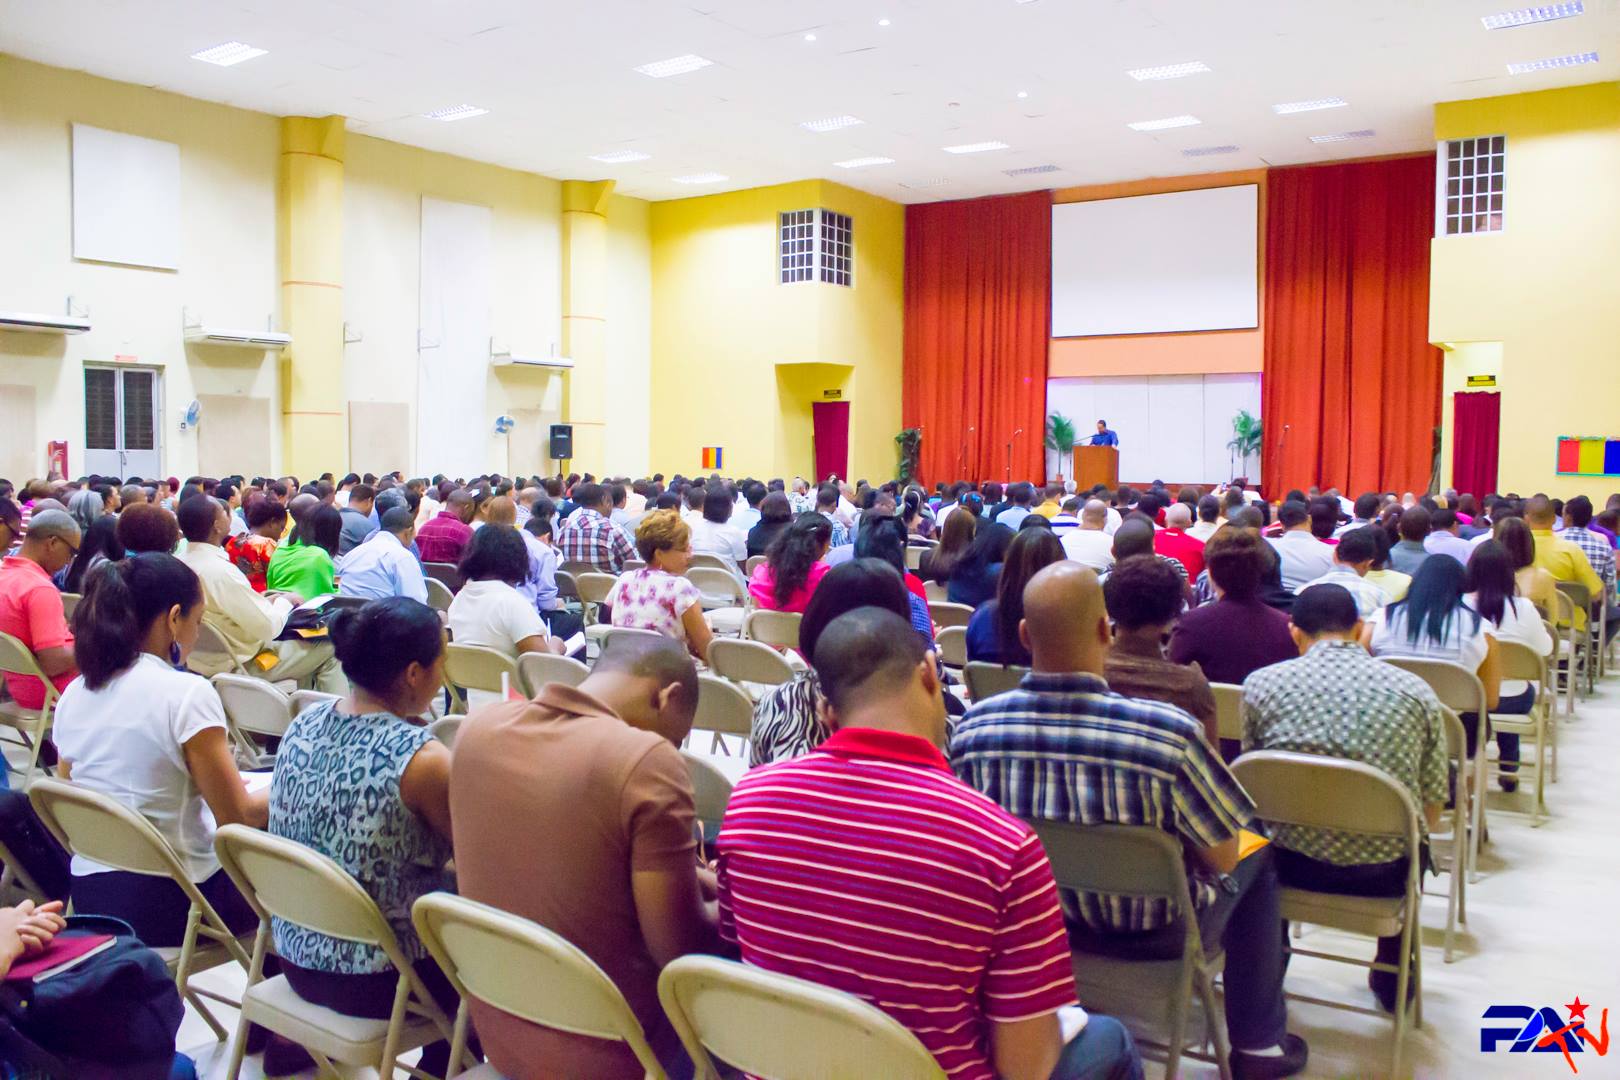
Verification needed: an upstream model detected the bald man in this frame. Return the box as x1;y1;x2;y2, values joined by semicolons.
949;562;1308;1076
416;488;476;565
1154;501;1207;579
0;508;80;711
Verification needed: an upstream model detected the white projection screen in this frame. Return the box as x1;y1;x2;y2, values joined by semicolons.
1051;185;1258;337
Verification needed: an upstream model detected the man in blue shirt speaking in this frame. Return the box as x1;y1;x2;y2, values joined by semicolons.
1089;419;1119;447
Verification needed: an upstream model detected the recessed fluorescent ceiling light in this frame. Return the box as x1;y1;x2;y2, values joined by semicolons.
1309;129;1376;144
1507;50;1599;74
1272;97;1348;114
878;18;892;26
800;115;865;133
834;156;896;169
423;104;488;121
590;150;651;163
1482;2;1582;30
900;178;951;188
1004;164;1060;176
190;41;268;66
1127;115;1200;131
633;54;713;78
943;140;1011;153
1182;145;1240;156
1127;61;1210;81
672;172;728;184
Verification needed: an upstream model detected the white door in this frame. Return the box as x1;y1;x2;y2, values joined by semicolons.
84;366;161;480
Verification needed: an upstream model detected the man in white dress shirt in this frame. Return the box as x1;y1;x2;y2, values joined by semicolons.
1267;502;1336;594
337;507;428;604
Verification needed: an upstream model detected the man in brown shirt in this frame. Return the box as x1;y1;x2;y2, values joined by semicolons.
450;634;715;1079
1102;554;1219;746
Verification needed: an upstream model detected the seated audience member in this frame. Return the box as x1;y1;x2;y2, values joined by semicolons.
271;599;462;1076
1108;518;1190;597
1062;499;1117;574
1495;515;1557;616
336;482;377;556
1172;529;1299;687
814;483;851;547
117;501;181;555
227;494;286;591
679;482;706;524
451;634;713;1079
853;514;934;643
1556;494;1619;639
748;513;832;614
1155;502;1207;579
948;521;1013;608
688;483;747;566
1363;527;1412;603
448;525;567;659
1102;556;1218;746
1032;482;1065;520
1;510;81;712
118;482;148;510
1189;495;1222;542
1388;506;1432;576
65;487;105;534
919;503;976;584
1365;555;1500;756
1525;495;1604;634
1308;499;1341;542
54;555;266;943
1243;584;1446;1013
416;488;477;566
0;496;21;555
720;607;1142;1080
1048;495;1082;533
993;481;1036;530
952;562;1306;1077
1267;501;1335;592
557;482;638;574
337;506;427;603
607;510;712;662
731;481;765;534
1301;527;1390;618
1335;492;1382;538
900;489;932;539
1465;540;1553;791
746;491;793;558
1422;508;1473;566
62;513;122;594
966;527;1064;666
267;503;341;599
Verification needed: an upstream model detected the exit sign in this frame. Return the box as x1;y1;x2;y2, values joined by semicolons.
1467;374;1497;387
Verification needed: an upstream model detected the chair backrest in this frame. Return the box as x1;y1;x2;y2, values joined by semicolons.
603;627;668;653
517;651;590;697
708;639;797;687
576;572;618;606
681;751;735;834
1231;751;1420;858
687;567;746;606
554;569;580;602
411;893;667;1078
923;580;948;603
926;602;973;629
29;778;185;880
445;642;520;696
423;562;462;592
290;689;341;715
558;560;599;583
1494;639;1549;687
59;592;82;621
621;559;647;573
744;609;802;650
1376;656;1487;717
1555;579;1591;610
428;714;464;747
744;555;767;577
935;626;967;668
1029;821;1193;918
962;662;1028;702
0;631;52;687
687;552;738;576
903;545;927;571
696;674;754;739
659;955;945;1080
211;673;295;739
190;619;243;673
1210;682;1243;743
424;577;455;613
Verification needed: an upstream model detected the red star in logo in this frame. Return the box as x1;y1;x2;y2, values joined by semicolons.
1568;997;1590;1023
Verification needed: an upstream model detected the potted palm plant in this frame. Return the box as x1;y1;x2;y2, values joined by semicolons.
1045;412;1077;482
1228;409;1262;480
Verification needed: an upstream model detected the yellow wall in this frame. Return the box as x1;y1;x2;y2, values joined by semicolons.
1431;82;1620;498
650;180;903;480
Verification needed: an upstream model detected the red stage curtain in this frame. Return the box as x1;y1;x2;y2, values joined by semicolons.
1261;155;1443;496
903;191;1050;485
1451;392;1500;498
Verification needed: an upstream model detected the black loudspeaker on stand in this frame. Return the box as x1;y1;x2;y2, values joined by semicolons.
549;424;574;462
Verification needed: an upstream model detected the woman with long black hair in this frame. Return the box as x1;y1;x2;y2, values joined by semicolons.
748;512;832;613
1464;540;1552;790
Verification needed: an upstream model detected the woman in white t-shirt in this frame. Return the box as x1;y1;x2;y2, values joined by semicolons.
447;525;567;659
1365;553;1501;759
53;554;268;946
1465;540;1554;791
608;509;712;662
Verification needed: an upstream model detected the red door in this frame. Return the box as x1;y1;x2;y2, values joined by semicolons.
812;401;850;482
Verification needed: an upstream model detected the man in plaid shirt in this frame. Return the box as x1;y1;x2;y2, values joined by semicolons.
555;482;636;573
950;560;1307;1078
1556;495;1618;640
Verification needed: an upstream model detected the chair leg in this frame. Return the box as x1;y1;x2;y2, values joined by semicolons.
378;973;411;1079
223;997;254;1080
1196;968;1234;1080
187;987;229;1042
1162;965;1193;1080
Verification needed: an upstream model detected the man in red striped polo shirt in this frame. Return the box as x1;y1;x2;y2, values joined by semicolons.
715;608;1141;1080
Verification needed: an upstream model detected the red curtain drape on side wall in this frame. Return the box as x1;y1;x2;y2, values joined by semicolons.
1261;155;1443;496
903;191;1050;485
1452;392;1501;498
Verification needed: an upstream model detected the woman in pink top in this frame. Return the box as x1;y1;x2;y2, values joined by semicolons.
748;513;832;614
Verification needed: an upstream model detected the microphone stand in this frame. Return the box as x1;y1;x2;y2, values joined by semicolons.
958;427;975;481
1005;429;1023;482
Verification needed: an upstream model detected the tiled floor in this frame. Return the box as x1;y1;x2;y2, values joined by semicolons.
180;682;1619;1078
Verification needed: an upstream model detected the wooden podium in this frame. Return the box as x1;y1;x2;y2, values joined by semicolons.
1073;445;1119;490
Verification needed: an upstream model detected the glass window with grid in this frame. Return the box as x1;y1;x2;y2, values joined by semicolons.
818;210;854;287
1441;136;1505;236
780;209;816;283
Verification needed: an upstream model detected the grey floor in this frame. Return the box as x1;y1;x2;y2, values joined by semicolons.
179;678;1619;1079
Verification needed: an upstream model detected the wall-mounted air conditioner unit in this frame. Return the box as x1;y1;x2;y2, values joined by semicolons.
491;339;573;369
182;307;291;350
0;310;91;335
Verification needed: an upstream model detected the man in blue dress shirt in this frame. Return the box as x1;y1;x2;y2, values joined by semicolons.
1089;420;1119;447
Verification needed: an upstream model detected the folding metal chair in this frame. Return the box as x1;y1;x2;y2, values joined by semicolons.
962;662;1028;703
926;601;973;629
443;643;520;712
695;673;754;755
517;651;590;698
210;673;295;768
0;632;58;785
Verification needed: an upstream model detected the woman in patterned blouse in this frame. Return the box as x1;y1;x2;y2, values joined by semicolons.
225;494;286;592
607;509;713;662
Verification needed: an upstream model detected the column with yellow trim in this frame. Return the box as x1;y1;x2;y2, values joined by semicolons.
561;180;613;472
278;116;346;478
